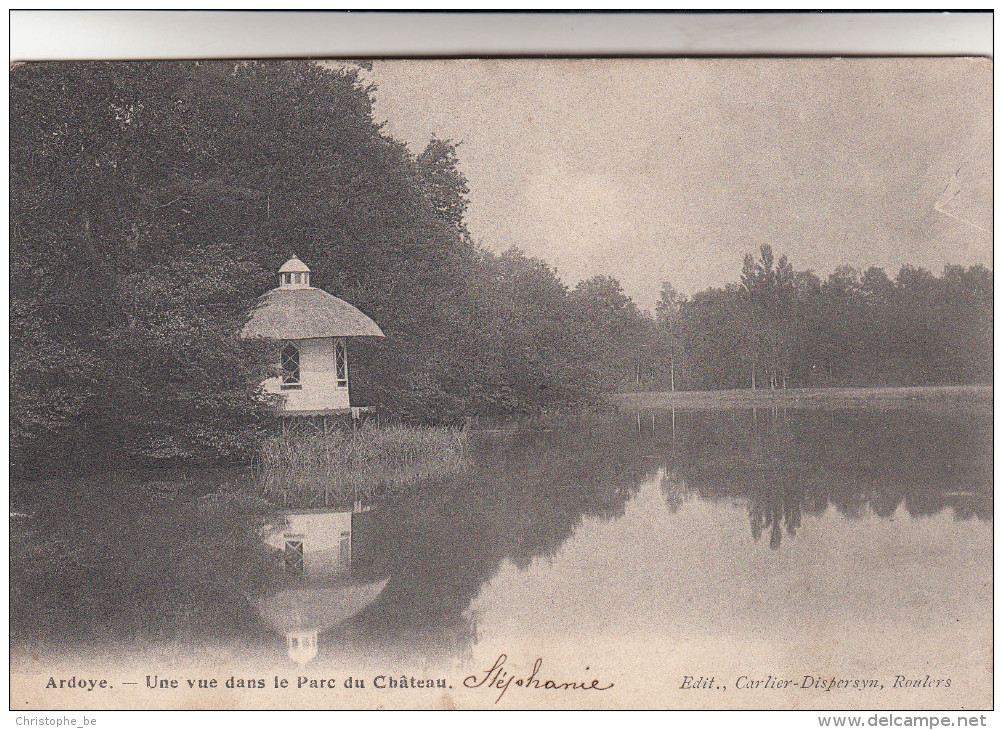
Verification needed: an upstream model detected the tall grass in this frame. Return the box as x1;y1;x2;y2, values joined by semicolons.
254;425;469;508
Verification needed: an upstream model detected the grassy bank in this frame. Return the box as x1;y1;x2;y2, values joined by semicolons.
254;425;470;507
612;384;993;412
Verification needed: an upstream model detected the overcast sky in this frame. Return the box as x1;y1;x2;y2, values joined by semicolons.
367;58;991;311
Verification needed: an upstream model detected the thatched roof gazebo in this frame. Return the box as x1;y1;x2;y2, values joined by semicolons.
242;256;384;418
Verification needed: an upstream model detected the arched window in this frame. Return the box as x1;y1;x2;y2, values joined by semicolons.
284;540;304;574
281;341;301;389
334;339;348;387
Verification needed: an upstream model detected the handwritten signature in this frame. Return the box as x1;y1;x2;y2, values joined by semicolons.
463;654;614;704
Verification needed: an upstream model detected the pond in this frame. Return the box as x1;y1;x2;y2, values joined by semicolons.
10;403;992;709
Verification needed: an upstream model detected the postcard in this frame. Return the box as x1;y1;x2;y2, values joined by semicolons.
10;55;992;712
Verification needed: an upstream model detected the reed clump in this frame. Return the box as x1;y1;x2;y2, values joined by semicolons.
255;425;469;507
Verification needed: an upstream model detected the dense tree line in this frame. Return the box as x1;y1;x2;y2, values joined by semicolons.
11;60;635;476
10;62;991;476
648;245;992;391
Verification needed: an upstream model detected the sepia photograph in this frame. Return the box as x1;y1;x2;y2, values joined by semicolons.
9;13;992;717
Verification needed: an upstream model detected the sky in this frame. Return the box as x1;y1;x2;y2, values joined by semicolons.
366;58;991;311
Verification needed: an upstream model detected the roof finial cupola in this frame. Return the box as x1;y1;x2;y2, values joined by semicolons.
278;255;311;289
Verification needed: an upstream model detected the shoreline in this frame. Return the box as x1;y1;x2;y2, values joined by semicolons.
611;384;993;411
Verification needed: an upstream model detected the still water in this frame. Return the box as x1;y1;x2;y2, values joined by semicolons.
11;405;992;708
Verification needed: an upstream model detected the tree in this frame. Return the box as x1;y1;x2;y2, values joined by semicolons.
654;282;686;391
13;59;628;464
677;285;750;390
462;249;599;415
667;246;991;391
740;245;796;388
11;62;279;474
569;275;650;390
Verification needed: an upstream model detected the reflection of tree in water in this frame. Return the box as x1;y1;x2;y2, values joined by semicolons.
631;406;992;548
749;485;803;550
742;414;816;549
659;468;687;514
14;406;989;654
11;420;645;658
345;420;644;656
10;473;284;645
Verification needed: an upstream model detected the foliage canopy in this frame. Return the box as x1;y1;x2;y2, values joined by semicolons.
10;61;992;476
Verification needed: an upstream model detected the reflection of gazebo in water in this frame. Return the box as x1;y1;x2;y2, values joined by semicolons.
254;509;388;665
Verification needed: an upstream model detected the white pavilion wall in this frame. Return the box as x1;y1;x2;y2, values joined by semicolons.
263;511;353;579
262;336;350;413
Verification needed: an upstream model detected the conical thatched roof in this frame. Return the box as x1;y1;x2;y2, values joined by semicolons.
242;287;385;340
253;578;390;633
